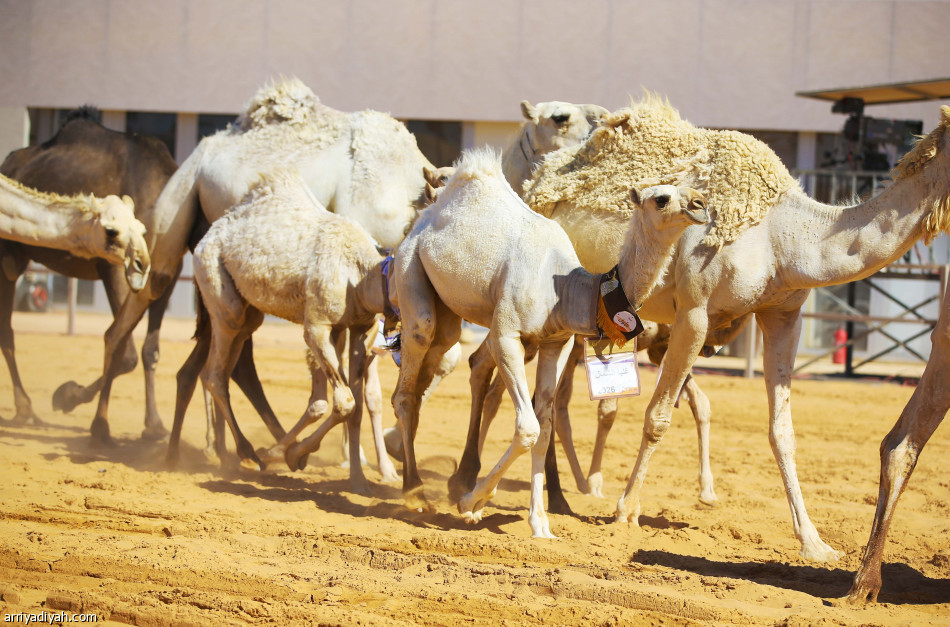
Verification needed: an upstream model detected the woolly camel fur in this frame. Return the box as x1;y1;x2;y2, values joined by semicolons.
187;172;388;492
109;77;437;450
0;173;149;284
522;96;950;560
390;148;709;536
846;283;950;604
460;100;715;507
0;108;177;435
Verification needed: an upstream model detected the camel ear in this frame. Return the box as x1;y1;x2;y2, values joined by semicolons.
630;187;642;206
521;101;539;123
583;104;609;127
121;194;134;209
423;166;440;187
424;182;438;204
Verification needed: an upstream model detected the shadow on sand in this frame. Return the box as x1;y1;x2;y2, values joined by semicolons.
632;549;950;605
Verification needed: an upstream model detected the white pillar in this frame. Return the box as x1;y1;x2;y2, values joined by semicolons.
176;113;198;164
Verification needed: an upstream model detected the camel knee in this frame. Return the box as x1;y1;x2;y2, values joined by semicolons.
643;411;671;443
597;399;618;428
333;386;356;417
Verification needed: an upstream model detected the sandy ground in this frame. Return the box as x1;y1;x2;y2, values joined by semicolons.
0;311;947;626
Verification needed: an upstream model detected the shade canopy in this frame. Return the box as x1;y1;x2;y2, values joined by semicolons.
797;78;950;106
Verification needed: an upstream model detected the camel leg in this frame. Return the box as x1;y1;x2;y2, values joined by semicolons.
586;398;617;499
259;353;328;470
52;264;139;417
139;264;180;440
364;355;399;482
551;339;590;495
758;309;839;561
85;287;155;444
200;313;265;470
342;324;374;492
458;333;534;525
460;335;573;538
0;265;42;425
476;342;538;455
288;325;372;494
616;307;707;525
383;340;460;460
682;375;717;505
230;338;287;441
448;338;497;503
847;293;950;603
392;265;462;512
166;329;211;466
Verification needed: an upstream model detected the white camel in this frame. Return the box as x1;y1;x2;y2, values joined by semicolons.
86;76;439;447
521;96;950;560
847;284;950;604
190;171;390;492
502;100;608;192
390;148;709;536
0;173;149;290
460;100;715;507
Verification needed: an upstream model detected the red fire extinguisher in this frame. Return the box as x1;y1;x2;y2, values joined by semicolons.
832;326;847;364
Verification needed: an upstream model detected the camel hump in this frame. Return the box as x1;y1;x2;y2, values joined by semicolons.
237;77;321;130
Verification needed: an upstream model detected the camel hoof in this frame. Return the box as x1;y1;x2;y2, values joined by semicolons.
547;495;574;517
383;427;404;463
698;492;719;507
587;473;605;498
141;423;169;441
446;473;472;505
52;381;84;413
257;446;287;468
404;488;432;514
239;456;264;472
799;541;841;562
284;442;309;471
89;418;114;447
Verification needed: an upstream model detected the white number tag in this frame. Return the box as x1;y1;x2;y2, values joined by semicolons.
583;337;641;400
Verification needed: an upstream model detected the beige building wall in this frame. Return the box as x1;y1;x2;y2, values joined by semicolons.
1;0;947;132
0;107;29;161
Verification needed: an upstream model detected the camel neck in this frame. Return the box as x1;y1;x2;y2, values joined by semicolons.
616;213;681;310
0;177;100;255
774;160;949;288
501;125;534;194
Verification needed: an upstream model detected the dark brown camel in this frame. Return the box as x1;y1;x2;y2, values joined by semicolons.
0;108;177;437
0;108;283;445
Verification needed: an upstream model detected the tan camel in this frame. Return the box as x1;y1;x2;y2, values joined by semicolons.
847;285;950;603
521;96;950;560
390;148;708;536
0;173;149;289
190;171;387;492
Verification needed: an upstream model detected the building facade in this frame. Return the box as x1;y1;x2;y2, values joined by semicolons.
1;0;949;361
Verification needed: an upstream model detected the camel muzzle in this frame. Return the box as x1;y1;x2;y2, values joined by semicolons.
685;201;710;225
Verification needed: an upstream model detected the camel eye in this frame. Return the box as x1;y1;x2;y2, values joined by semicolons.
551;113;570;125
105;227;120;240
654;195;670;209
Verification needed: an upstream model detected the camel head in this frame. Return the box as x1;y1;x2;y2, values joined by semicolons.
631;185;709;231
422;166;456;205
520;100;609;155
94;194;151;292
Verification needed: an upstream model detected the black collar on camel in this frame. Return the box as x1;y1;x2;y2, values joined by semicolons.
595;265;644;347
